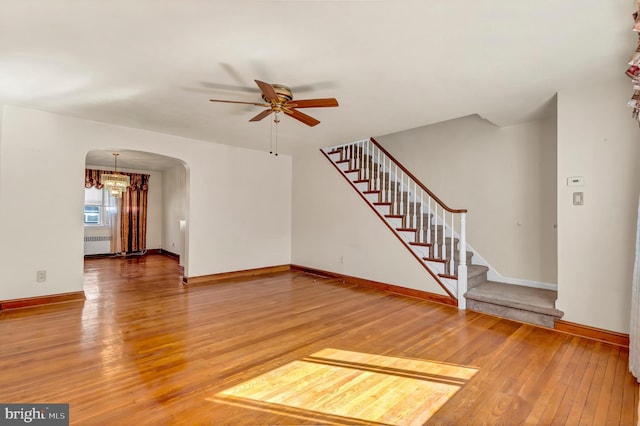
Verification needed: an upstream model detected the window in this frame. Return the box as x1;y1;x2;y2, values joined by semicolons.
84;205;100;224
84;187;116;226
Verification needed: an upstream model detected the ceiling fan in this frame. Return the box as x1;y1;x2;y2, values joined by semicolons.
209;80;338;127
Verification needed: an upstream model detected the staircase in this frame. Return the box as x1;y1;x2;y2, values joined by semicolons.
321;138;563;328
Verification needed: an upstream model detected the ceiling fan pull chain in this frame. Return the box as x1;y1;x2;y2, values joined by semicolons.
269;114;274;155
274;112;279;156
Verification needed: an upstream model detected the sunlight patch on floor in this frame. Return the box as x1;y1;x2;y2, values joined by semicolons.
209;348;478;425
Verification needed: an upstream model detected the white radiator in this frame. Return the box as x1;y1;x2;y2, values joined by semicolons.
84;235;111;255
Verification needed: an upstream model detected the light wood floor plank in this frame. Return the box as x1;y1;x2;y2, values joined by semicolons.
0;255;636;425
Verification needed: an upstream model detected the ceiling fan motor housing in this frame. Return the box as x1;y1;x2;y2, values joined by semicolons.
262;84;293;103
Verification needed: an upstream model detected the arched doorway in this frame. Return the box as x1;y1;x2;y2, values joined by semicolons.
83;149;190;275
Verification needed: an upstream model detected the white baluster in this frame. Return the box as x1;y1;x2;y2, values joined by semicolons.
359;142;364;179
405;175;410;226
433;205;439;258
419;190;424;243
382;157;391;203
440;209;446;261
458;213;467;309
398;170;404;217
459;213;467;270
370;140;374;186
442;211;447;262
376;145;380;193
412;181;417;230
354;142;358;175
362;143;366;181
364;140;369;182
376;145;381;193
372;144;377;192
370;144;375;190
345;144;349;168
450;212;455;275
393;164;397;214
387;156;391;205
354;142;358;172
381;153;385;201
427;198;432;245
351;143;355;172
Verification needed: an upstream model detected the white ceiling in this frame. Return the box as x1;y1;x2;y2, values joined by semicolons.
0;0;636;164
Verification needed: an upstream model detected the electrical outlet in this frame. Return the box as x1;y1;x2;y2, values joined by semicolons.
339;256;344;264
36;270;46;283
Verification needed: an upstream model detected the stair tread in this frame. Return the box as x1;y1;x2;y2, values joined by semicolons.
465;281;563;316
410;242;432;247
467;264;489;278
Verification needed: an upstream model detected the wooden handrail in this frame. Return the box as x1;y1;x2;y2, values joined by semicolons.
369;137;467;214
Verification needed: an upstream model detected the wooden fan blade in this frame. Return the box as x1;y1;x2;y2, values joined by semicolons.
254;80;280;103
249;109;274;122
285;98;339;108
210;99;269;107
282;108;320;127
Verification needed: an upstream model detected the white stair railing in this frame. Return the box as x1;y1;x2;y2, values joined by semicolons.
322;138;468;308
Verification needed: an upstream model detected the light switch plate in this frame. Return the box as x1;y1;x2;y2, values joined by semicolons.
573;192;583;205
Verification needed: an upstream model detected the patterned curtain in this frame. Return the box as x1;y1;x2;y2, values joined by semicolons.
85;168;150;254
85;169;105;189
120;173;149;253
631;197;640;382
628;4;640;124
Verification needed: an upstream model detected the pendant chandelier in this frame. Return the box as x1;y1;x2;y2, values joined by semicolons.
101;153;130;198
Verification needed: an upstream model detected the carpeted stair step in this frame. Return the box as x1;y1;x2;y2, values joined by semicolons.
467;265;489;287
464;281;563;328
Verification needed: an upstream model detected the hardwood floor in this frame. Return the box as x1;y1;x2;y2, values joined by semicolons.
0;255;637;425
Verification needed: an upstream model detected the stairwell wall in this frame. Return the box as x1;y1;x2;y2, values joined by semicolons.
291;147;447;297
375;114;558;286
557;77;640;334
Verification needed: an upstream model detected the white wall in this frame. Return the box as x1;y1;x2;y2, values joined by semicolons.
291;147;446;296
84;164;164;251
539;109;558;285
0;106;292;300
557;77;640;333
376;114;558;285
162;164;188;261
